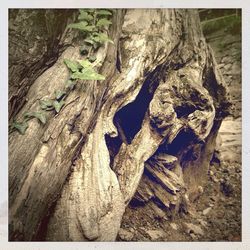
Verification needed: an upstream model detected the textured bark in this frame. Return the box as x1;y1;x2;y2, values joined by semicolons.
9;9;76;119
9;9;230;241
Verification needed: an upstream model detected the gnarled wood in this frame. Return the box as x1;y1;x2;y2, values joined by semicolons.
9;9;230;241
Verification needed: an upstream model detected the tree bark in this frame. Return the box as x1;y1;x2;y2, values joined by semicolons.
9;9;230;241
8;9;76;119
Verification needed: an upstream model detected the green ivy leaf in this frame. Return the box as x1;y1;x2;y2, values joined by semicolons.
78;59;93;68
55;90;66;100
96;18;112;27
86;36;101;49
71;68;105;81
78;11;94;21
12;121;28;135
53;100;65;113
24;111;47;125
84;38;95;45
39;99;54;110
68;21;95;32
67;20;87;29
81;25;96;32
96;10;113;16
64;59;79;72
85;33;113;49
92;32;114;44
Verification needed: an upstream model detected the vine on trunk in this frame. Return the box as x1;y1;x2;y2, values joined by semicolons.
10;9;113;135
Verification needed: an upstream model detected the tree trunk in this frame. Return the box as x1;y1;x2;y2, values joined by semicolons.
9;9;230;241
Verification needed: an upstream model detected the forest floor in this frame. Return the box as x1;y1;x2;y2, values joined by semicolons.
118;28;242;242
118;120;241;241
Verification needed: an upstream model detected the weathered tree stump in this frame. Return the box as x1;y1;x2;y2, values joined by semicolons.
9;9;230;241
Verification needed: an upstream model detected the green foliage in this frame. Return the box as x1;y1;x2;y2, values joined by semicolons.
217;40;234;52
91;32;114;44
11;121;29;135
67;20;87;29
84;9;95;13
53;100;65;113
64;59;79;72
70;9;113;50
84;32;114;50
84;38;95;46
202;14;241;36
15;9;113;135
24;111;47;125
39;99;54;110
96;18;112;27
65;58;105;81
199;9;240;22
40;90;66;114
78;10;94;21
67;21;95;32
71;68;105;81
96;10;113;16
78;59;93;68
226;15;241;34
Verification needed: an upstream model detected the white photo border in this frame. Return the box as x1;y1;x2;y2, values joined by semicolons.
1;1;249;249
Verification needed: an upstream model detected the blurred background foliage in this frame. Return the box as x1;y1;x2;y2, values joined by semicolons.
199;9;241;36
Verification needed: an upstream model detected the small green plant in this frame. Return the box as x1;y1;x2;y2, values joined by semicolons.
39;89;67;114
11;9;113;135
96;10;113;16
64;9;114;83
64;58;105;81
10;121;29;135
68;21;95;32
9;111;47;135
68;9;114;52
24;111;47;124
